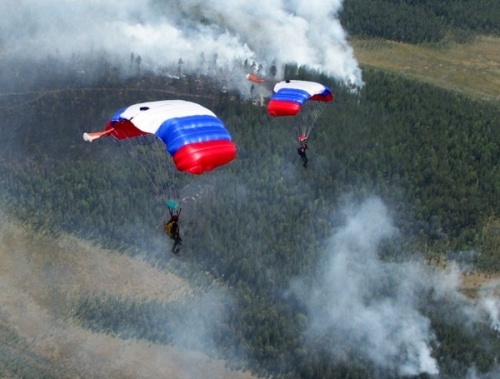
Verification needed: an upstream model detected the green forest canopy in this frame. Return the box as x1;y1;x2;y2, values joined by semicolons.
1;61;499;377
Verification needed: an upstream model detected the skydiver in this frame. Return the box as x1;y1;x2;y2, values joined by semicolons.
297;135;308;168
164;208;182;254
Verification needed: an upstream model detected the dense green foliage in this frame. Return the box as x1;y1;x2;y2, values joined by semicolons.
1;56;499;377
341;0;500;43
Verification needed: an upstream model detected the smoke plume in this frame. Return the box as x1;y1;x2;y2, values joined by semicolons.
298;198;439;375
293;197;500;376
0;0;363;87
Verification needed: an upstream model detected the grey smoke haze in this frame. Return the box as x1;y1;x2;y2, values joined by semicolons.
293;197;500;376
0;0;363;87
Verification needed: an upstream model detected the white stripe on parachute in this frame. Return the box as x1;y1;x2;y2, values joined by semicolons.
118;100;217;134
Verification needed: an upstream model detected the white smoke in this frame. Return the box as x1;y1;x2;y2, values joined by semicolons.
481;291;500;332
0;0;363;87
293;197;500;376
294;198;440;376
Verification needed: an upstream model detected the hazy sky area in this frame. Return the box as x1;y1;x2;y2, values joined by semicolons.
0;0;363;87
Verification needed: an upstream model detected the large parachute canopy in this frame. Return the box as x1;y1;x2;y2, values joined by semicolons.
267;80;334;139
83;100;237;175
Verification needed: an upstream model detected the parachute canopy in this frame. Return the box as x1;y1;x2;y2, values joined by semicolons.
166;199;180;212
83;100;237;175
246;73;265;83
267;80;334;117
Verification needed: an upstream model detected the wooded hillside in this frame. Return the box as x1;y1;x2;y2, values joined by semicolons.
0;2;499;377
1;60;499;377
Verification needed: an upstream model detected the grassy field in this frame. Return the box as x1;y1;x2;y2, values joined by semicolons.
352;35;500;102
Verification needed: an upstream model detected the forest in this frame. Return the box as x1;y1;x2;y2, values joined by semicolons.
341;0;500;43
1;62;499;378
1;2;499;378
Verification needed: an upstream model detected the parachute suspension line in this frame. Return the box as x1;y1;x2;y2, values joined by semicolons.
299;101;329;138
181;195;199;205
111;135;177;198
112;137;159;191
307;101;328;136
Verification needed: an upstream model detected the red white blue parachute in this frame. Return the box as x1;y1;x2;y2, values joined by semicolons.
267;80;334;139
83;100;237;175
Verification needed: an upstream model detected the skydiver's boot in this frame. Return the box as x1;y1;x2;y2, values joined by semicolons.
172;237;182;254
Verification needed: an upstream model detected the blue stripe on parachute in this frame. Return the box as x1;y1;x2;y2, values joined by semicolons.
321;88;333;98
271;88;311;105
155;115;232;155
110;107;129;124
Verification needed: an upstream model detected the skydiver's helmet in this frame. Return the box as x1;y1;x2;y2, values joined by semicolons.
171;215;179;221
298;135;308;143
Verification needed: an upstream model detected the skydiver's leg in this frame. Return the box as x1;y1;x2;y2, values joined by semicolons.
302;154;308;167
172;240;179;254
172;236;182;254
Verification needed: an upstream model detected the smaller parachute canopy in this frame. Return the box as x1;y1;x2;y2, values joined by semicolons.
83;100;237;175
246;73;265;83
267;80;334;117
166;200;180;212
